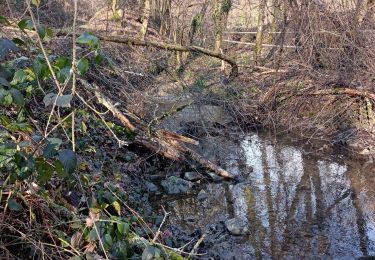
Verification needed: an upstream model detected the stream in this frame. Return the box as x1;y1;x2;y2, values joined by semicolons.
153;132;375;259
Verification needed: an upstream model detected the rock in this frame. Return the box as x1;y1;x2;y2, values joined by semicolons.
160;104;233;132
161;176;192;195
225;217;249;236
145;181;158;193
183;171;202;181
207;172;223;183
197;189;208;201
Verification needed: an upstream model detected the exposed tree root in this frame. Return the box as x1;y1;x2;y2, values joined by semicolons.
79;79;234;179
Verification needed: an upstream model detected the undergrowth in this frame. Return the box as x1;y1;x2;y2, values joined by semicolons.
0;11;185;260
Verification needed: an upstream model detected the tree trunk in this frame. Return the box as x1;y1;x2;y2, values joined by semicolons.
212;0;222;52
139;0;151;40
212;0;232;52
253;0;267;65
189;0;209;45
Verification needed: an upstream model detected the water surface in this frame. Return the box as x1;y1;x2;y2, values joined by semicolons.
158;133;375;259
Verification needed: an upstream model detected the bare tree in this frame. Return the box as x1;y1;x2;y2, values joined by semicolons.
254;0;267;64
139;0;151;40
212;0;232;52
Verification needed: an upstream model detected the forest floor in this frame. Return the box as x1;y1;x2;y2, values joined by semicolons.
1;11;375;259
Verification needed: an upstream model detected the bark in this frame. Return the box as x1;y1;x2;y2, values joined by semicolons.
212;0;232;52
79;79;234;179
188;0;209;45
253;0;267;65
98;35;239;81
139;0;151;40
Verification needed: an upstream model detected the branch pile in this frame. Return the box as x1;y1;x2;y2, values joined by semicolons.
79;79;234;179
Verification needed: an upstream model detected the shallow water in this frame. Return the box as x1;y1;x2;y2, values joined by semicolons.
157;133;375;259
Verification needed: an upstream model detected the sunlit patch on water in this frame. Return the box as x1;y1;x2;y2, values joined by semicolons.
158;133;375;259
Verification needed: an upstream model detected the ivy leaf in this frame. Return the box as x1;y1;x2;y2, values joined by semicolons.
57;67;72;83
0;16;11;26
9;89;25;106
104;234;113;247
18;19;33;31
117;222;129;236
12;38;25;46
55;57;71;69
0;77;10;87
11;70;27;85
77;32;99;49
1;92;13;106
36;158;54;184
43;138;62;158
77;58;89;75
8;199;22;211
94;50;104;64
58;149;77;176
36;25;53;42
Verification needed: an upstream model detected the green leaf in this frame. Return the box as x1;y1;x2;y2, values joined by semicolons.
32;0;40;6
36;158;54;184
77;58;89;75
94;50;104;64
8;199;22;211
33;59;50;79
81;121;87;133
11;70;27;85
77;32;99;49
18;19;33;31
55;57;71;69
0;16;11;26
12;38;25;46
0;77;10;87
1;92;13;106
36;25;53;42
112;201;121;215
104;234;113;247
43;138;62;158
54;160;64;177
88;228;98;241
117;222;129;235
58;149;77;175
9;89;25;106
57;67;71;83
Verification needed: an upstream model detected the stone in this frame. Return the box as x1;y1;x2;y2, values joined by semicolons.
197;189;208;201
225;217;249;236
161;176;192;195
145;181;158;193
183;171;202;181
207;172;223;183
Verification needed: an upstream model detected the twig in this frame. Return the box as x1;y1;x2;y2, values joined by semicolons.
152;206;170;243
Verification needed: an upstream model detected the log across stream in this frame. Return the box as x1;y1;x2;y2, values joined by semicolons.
151;132;375;259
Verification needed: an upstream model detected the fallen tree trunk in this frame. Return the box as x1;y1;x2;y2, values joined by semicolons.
79;79;234;179
97;35;239;81
307;88;375;101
